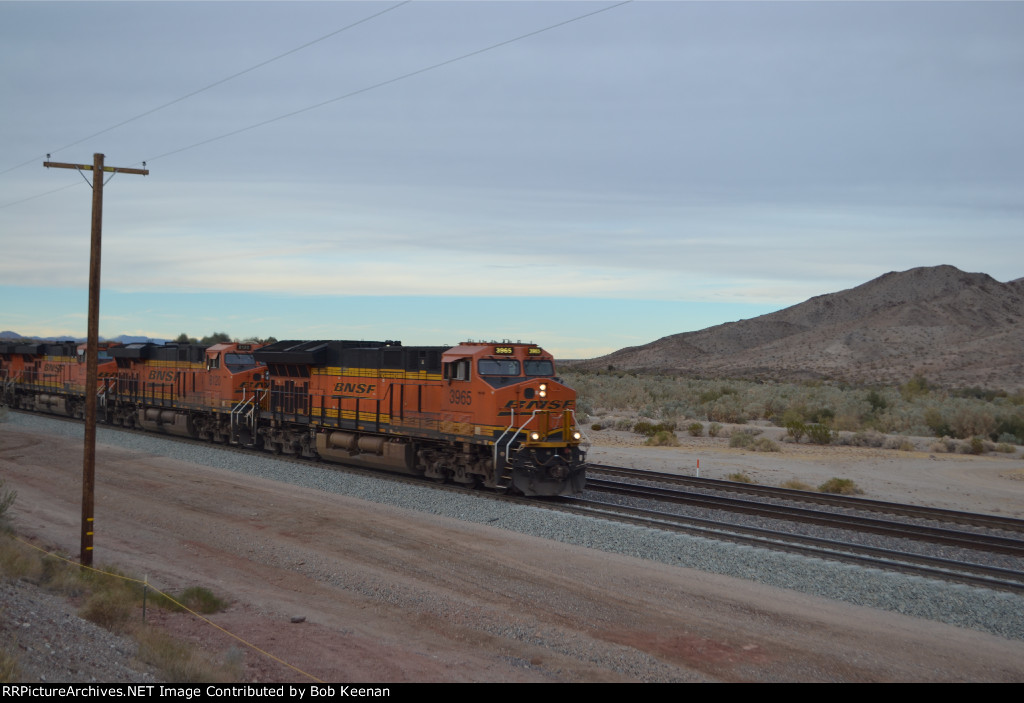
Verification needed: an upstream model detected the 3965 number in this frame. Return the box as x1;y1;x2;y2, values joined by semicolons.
449;389;472;406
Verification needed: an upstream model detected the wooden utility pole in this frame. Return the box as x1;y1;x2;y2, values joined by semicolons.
44;153;149;567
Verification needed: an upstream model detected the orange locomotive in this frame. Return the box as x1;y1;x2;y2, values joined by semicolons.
0;340;119;417
1;338;588;497
252;339;587;496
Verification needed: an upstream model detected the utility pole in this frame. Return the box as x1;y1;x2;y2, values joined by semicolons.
44;153;149;567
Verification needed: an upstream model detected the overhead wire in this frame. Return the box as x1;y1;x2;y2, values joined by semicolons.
0;0;412;178
2;0;633;209
141;1;633;166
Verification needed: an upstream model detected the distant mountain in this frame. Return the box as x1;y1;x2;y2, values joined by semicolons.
0;332;167;345
575;265;1024;389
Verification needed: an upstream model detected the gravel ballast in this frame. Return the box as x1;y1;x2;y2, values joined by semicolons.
8;412;1024;642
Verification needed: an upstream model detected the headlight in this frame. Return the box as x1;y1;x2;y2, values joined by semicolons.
530;432;540;441
573;432;581;440
539;383;547;391
539;389;547;398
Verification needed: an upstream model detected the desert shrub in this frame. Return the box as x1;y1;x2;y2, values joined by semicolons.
135;627;239;683
646;430;680;447
633;421;675;437
725;471;754;483
780;479;814;491
728;429;762;449
818;478;864;495
686;422;704;437
949;406;996;440
0;535;43;583
923;407;950;438
883;436;915;451
805;423;836;445
785;419;807;442
751;438;781;452
995;442;1016;454
840;430;885;448
707;422;722;437
80;588;135;633
590;423;603;431
995;414;1024;443
865;389;888;414
179;586;227;614
900;374;931;400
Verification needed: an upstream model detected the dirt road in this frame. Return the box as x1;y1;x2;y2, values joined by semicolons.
2;423;1023;682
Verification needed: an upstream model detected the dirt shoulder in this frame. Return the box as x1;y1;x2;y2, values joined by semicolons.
2;424;1024;682
586;425;1024;517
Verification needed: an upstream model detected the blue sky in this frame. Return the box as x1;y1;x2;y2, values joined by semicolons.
2;1;1022;358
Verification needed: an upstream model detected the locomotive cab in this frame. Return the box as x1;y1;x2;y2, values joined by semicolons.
442;342;588;496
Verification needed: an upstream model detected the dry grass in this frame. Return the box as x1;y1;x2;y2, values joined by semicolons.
0;531;236;683
818;478;864;495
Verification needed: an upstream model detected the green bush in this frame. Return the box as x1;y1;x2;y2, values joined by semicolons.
785;419;807;442
708;422;722;437
633;421;675;437
805;423;836;445
686;422;704;437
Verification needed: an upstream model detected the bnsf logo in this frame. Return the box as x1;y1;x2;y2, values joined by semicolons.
503;399;575;411
147;370;176;383
333;382;376;394
43;363;63;373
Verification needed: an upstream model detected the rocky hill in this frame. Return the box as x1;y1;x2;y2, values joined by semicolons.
575;266;1024;389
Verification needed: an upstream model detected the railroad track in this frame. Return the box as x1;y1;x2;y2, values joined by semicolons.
8;410;1024;594
572;464;1024;594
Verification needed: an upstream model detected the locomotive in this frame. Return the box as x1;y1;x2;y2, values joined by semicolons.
0;338;588;496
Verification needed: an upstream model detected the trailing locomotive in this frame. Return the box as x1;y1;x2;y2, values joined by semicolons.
0;338;587;496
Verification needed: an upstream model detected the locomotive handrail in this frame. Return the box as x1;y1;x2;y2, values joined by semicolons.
493;409;541;473
230;386;266;447
569;409;592;447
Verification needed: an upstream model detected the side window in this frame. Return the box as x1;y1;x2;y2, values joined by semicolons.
445;359;471;381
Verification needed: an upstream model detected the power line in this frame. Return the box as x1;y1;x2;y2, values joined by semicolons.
142;1;633;165
0;1;411;178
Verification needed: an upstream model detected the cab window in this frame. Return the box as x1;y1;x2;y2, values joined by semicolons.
524;360;554;377
478;359;520;376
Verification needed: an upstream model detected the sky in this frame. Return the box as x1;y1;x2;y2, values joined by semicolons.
2;1;1022;359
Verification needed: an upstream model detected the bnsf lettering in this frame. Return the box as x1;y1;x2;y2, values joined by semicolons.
502;399;574;411
147;370;176;383
43;363;63;373
333;383;376;394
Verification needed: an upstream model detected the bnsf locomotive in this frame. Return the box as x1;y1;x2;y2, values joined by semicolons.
0;338;587;496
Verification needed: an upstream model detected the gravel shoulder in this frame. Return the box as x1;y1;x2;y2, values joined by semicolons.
2;416;1024;682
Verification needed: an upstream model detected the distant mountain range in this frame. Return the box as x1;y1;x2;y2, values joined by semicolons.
574;265;1024;389
0;333;167;345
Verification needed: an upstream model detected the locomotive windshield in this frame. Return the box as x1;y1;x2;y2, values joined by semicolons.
478;359;520;376
524;360;554;377
224;353;258;371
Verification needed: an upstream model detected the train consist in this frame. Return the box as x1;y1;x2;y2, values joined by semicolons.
0;338;587;496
